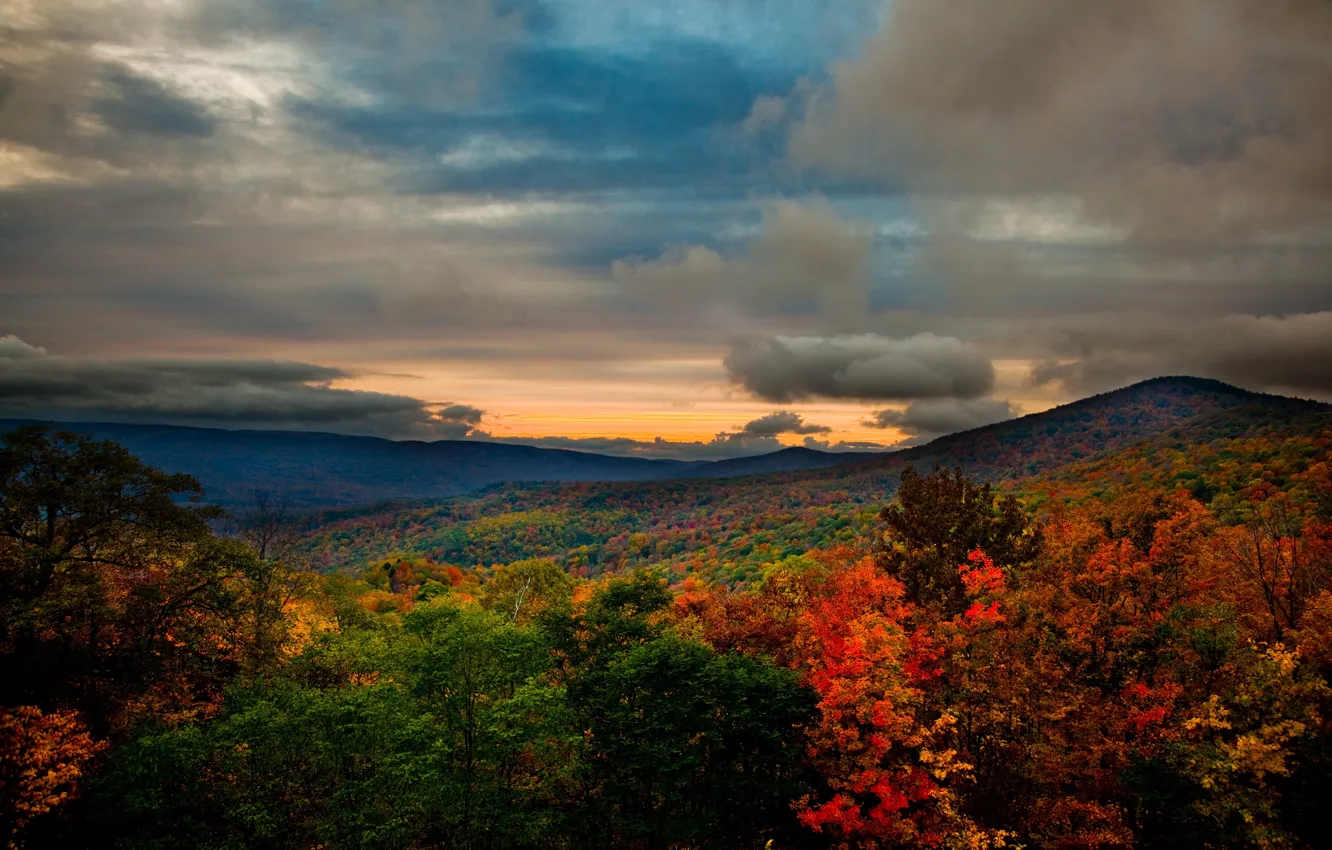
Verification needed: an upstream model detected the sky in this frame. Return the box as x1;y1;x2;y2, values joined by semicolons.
2;0;1331;459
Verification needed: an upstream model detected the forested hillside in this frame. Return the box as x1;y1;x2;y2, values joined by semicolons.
302;378;1332;585
4;409;1332;849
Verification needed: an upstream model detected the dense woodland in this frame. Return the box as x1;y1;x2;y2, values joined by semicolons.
4;380;1332;849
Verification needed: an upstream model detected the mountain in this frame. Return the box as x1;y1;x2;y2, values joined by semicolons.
298;377;1331;572
5;376;1324;522
885;375;1326;480
0;420;712;508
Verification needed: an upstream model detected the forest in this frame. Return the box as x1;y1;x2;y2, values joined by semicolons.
3;395;1332;848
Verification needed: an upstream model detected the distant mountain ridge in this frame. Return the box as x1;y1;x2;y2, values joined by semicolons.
0;419;881;508
672;446;882;479
4;377;1325;512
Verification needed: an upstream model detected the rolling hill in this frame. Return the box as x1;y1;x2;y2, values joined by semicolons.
298;377;1331;574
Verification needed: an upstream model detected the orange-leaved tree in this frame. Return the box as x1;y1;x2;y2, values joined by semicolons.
790;552;1002;846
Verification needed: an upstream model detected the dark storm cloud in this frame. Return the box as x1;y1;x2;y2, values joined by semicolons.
1025;312;1332;398
740;411;831;437
725;333;995;403
789;0;1332;245
864;398;1017;439
96;66;217;138
771;0;1332;393
0;185;540;351
0;335;483;437
0;0;835;365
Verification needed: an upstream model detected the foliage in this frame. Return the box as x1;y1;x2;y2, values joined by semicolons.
877;466;1039;614
7;387;1332;849
0;427;314;847
0;706;106;847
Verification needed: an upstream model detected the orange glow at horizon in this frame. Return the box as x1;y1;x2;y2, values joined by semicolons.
327;356;1061;448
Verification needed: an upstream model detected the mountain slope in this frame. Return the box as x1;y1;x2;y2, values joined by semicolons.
0;420;710;508
299;377;1330;572
885;375;1325;480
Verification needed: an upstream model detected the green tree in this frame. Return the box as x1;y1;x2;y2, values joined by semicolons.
480;558;573;623
401;602;562;846
569;633;815;850
877;465;1039;615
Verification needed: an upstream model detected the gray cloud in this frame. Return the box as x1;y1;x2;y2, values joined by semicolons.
725;333;995;402
1025;311;1332;398
788;0;1332;246
193;0;522;107
739;94;787;137
741;410;831;437
434;403;485;425
864;397;1017;440
95;65;217;139
769;0;1332;397
613;197;871;332
0;335;483;437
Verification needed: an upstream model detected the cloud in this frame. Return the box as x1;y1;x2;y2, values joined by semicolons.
95;65;217;139
739;94;786;136
864;397;1017;441
787;0;1332;247
0;335;484;437
8;0;1324;438
1025;311;1332;398
725;333;995;402
0;337;46;361
428;402;487;438
434;403;485;425
298;37;771;195
613;197;871;331
469;410;843;462
204;0;523;108
741;410;831;436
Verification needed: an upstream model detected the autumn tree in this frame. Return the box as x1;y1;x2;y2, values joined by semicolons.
0;706;106;848
1222;494;1332;643
0;426;221;724
0;428;302;845
877;466;1039;616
